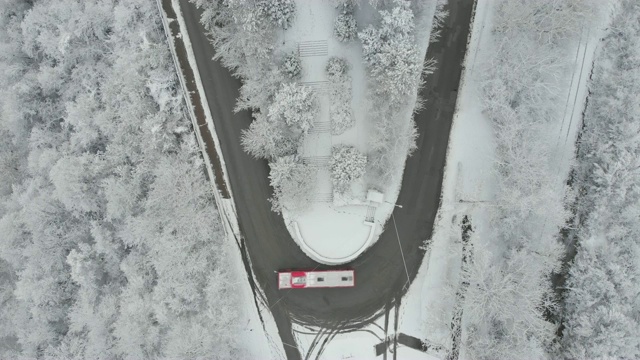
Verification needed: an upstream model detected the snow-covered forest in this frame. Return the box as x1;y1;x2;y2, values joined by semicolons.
561;1;640;357
0;0;247;357
1;0;640;358
461;0;597;358
452;0;640;358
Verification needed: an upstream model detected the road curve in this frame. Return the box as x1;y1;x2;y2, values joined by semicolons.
178;0;475;358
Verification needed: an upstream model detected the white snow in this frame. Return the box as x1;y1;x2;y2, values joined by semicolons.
289;205;376;264
280;0;437;265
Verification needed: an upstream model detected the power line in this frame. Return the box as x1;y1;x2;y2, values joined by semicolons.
392;212;410;288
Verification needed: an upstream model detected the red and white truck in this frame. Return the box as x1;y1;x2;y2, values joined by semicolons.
278;270;355;289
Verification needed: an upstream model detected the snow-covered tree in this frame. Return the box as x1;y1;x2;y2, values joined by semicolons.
49;154;103;215
562;241;640;359
281;51;302;79
192;0;294;113
235;66;286;112
330;99;355;136
268;83;319;133
560;2;640;358
334;12;357;42
353;0;423;188
463;245;560;360
330;146;367;192
359;0;420;103
241;112;299;159
367;101;418;187
326;56;349;81
269;156;316;214
256;0;296;29
192;0;288;72
432;0;449;29
333;0;361;8
494;0;594;45
429;0;449;43
325;57;355;135
0;0;250;357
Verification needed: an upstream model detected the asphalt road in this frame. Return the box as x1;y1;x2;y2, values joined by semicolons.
178;0;475;358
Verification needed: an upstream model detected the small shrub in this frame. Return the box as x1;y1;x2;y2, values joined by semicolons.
330;145;367;192
326;57;349;81
332;0;358;9
334;13;357;42
282;52;302;79
330;85;354;135
326;57;354;135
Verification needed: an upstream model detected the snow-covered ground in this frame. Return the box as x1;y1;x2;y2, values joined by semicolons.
280;0;437;265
